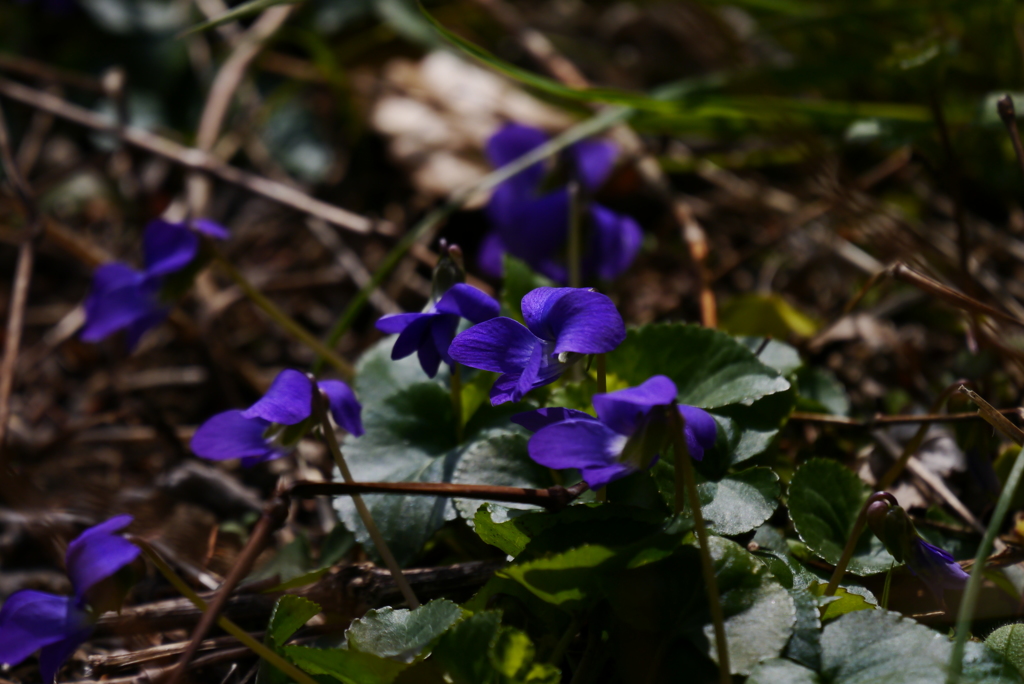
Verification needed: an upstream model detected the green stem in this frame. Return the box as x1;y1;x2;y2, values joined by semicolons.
877;381;963;491
212;250;354;379
548;616;580;665
312;386;421;608
450;362;463;444
568;181;582;289
595;354;606;394
312;106;634;374
671;410;730;684
947;387;1024;682
135;540;319;684
824;492;892;597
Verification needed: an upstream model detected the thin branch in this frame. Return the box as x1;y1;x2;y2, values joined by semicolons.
790;408;1023;426
998;95;1024;179
188;2;295;215
0;99;41;455
311;386;421;609
287;479;589;510
212;250;355;379
889;261;1024;327
162;494;291;684
0;75;383;234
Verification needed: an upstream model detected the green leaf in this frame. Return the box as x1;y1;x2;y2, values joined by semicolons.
258;595;322;684
404;611;560;684
607;323;791;409
451;432;553;526
346;600;463;661
786;587;823;670
177;0;301;36
283;645;407;684
806;581;875;622
652;465;781;536
788;459;895;576
490;627;560;682
738;337;803;376
606;536;795;675
705;388;796;474
474;505;532;557
720;293;821;339
747;659;822;684
795;366;850;416
335;338;550;565
472;502;662;558
703;537;797;674
267;595;321;648
988;624;1024;679
821;610;1023;683
500;544;618;610
500;255;555;323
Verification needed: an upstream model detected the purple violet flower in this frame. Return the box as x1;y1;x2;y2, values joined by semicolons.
375;283;500;377
907;538;969;593
191;369;363;466
448;287;626;405
866;495;968;597
512;376;718;489
0;515;139;683
480;123;642;282
80;217;229;350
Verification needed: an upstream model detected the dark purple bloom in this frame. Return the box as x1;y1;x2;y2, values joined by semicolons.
65;515;140;600
0;516;139;683
907;539;969;593
191;369;363;466
375;283;499;377
512;376;717;489
479;123;642;282
0;592;92;684
448;287;626;405
866;494;969;597
80;217;228;350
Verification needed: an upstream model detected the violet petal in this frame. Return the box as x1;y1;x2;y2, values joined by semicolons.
65;515;139;599
0;591;90;670
143;219;199;277
593;376;678;436
241;369;313;425
434;284;500;324
318;380;364;436
511;407;597;432
571;138;617;191
191;411;279;461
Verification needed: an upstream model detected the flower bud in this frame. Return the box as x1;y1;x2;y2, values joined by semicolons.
431;239;466;301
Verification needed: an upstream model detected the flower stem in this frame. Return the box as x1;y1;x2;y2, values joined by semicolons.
947;386;1024;683
450;362;463;444
312;388;421;608
568;180;582;289
671;410;730;684
212;250;354;379
824;492;892;597
595;354;606;394
134;540;319;684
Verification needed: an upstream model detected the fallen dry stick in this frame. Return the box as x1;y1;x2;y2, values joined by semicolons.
0;75;384;234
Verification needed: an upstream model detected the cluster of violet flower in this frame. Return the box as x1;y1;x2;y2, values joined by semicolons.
378;276;718;489
81;217;229;351
480;123;642;283
866;492;969;599
0;516;140;682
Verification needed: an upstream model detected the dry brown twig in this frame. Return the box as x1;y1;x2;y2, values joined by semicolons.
0;99;41;456
0;76;386;234
187;2;297;216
